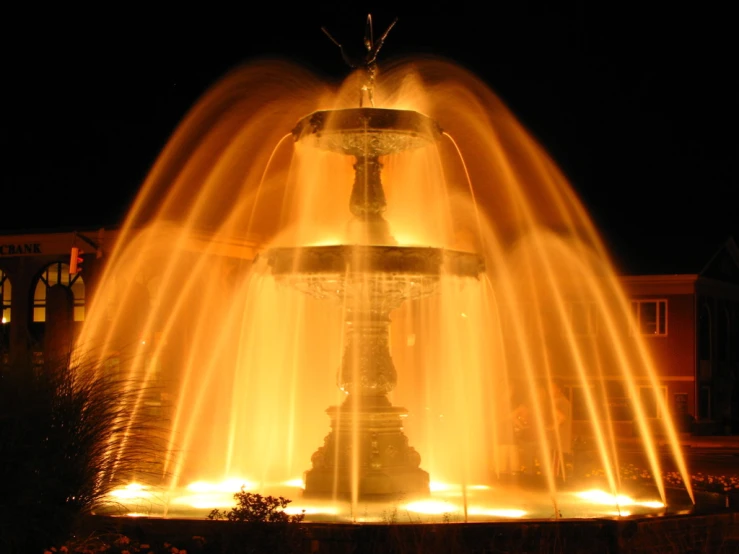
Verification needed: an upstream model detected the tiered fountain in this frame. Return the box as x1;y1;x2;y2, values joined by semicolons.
269;107;483;497
75;16;738;551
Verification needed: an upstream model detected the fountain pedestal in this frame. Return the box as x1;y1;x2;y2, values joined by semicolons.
267;243;482;498
307;293;429;498
305;396;429;497
265;108;483;499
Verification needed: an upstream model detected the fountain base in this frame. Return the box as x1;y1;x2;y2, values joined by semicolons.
304;466;430;499
303;396;430;498
86;490;739;554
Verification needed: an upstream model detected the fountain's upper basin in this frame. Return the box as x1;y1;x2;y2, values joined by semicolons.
292;108;443;156
266;244;483;277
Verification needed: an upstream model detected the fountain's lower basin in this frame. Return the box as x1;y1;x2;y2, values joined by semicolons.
87;488;739;554
266;245;484;279
105;478;699;521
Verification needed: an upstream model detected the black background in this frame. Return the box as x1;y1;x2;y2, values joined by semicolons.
2;2;736;273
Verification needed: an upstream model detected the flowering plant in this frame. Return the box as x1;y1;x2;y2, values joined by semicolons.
586;463;739;494
46;534;206;554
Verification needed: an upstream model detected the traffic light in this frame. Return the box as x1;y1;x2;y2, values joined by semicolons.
70;247;84;274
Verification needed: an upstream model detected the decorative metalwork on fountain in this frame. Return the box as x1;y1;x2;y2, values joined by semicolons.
348;155;394;245
292;107;443;247
265;50;484;497
322;14;398;108
337;313;396;396
292;108;442;157
350;156;385;218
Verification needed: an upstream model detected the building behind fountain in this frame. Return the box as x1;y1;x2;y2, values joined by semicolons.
2;50;739;513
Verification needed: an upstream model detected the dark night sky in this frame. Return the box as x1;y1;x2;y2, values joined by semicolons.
1;2;737;274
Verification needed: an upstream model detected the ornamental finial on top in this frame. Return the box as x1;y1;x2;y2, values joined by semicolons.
322;14;398;107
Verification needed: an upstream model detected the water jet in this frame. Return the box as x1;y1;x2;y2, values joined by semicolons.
270;106;483;499
75;16;714;532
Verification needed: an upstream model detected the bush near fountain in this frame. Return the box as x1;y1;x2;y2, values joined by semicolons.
0;354;166;554
206;489;307;554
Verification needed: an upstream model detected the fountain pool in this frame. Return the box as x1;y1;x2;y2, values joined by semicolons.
75;36;696;524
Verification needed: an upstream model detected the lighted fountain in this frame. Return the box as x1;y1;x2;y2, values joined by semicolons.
269;107;483;498
74;17;707;529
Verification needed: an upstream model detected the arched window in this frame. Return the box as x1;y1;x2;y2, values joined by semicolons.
0;269;10;323
33;262;85;322
1;269;10;363
30;262;86;367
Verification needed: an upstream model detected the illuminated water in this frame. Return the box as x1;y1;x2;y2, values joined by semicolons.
76;57;692;520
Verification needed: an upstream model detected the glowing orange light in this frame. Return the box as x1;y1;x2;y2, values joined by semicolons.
282;478;305;488
468;508;526;518
572;489;664;509
405;500;458;515
109;483;153;500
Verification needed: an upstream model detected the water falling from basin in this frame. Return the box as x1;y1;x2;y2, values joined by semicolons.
76;44;693;521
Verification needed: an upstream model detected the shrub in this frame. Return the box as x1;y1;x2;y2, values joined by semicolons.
0;355;167;553
207;488;306;554
208;489;305;524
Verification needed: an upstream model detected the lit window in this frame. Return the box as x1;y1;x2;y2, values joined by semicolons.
1;270;10;362
0;269;10;323
33;262;85;322
605;381;631;421
631;299;667;336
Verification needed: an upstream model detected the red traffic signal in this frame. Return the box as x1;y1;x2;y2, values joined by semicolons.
70;247;84;274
